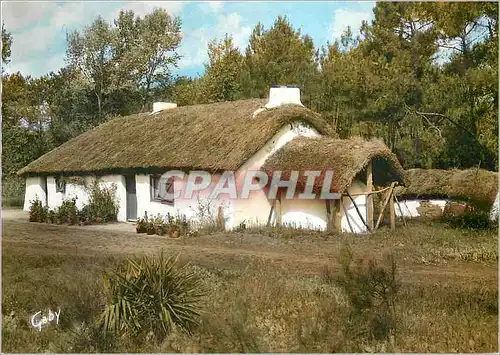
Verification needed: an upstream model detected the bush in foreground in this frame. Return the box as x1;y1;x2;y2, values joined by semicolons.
100;253;206;343
328;244;401;342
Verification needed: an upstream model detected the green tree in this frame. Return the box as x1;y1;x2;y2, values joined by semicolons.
243;16;318;99
66;16;115;119
2;23;12;65
202;34;245;102
132;8;182;110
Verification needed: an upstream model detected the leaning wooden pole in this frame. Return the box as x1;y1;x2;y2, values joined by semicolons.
389;190;396;230
275;189;282;227
366;161;374;230
334;198;342;232
267;199;276;227
341;197;355;233
345;191;372;233
326;199;334;231
393;192;407;227
375;182;396;230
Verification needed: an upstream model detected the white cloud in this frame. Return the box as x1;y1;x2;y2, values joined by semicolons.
200;1;223;13
329;7;374;41
209;1;223;11
2;1;57;31
115;1;184;20
3;1;186;77
178;12;251;69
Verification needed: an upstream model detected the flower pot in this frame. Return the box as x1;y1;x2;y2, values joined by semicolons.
155;226;165;236
95;217;103;223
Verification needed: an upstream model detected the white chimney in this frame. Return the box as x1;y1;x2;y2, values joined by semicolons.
151;102;177;114
265;85;303;109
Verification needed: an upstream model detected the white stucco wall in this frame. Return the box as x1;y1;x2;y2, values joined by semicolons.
341;180;368;233
395;199;447;218
230;121;321;229
24;175;126;222
23;176;47;211
281;198;328;230
266;179;368;233
99;175;127;222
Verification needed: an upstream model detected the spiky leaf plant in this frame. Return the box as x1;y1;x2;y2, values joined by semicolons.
100;253;206;342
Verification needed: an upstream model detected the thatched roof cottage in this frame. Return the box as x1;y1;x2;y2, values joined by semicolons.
394;168;499;220
19;86;406;232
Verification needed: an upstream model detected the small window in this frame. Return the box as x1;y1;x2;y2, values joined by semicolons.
151;175;175;204
55;177;66;194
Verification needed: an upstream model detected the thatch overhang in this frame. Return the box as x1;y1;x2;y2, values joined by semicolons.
395;168;498;209
261;137;407;194
18;99;336;177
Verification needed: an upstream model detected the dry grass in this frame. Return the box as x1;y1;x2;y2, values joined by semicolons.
2;218;498;353
262;136;407;193
18;100;335;176
395;168;498;209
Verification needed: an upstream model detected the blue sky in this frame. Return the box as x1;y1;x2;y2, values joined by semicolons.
2;1;375;78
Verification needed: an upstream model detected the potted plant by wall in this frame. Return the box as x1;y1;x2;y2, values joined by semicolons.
152;215;165;236
136;218;147;233
146;221;156;235
54;208;63;225
171;227;181;239
46;210;55;224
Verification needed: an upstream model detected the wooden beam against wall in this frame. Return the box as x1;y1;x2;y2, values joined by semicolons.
326;200;333;230
366;161;374;230
334;198;342;232
389;190;396;230
217;205;225;231
267;199;276;227
346;191;372;233
275;189;282;227
341;197;355;233
375;182;396;230
393;192;407;227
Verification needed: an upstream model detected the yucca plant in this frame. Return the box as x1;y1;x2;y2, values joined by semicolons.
100;253;206;342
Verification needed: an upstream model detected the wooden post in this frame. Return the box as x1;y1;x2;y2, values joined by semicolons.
326;200;334;231
334;198;342;232
267;199;276;227
341;197;355;233
275;189;282;227
346;191;371;232
366;161;374;230
389;190;396;230
217;205;225;231
375;182;396;230
393;193;407;227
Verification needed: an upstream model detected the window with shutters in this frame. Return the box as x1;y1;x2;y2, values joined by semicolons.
150;175;175;204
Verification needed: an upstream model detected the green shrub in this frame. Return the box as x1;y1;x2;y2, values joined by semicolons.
85;180;119;222
441;210;493;230
100;253;206;343
28;197;47;222
331;245;401;341
58;198;78;225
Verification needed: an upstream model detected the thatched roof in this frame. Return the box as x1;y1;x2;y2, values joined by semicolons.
18;99;335;176
395;168;499;208
261;137;407;194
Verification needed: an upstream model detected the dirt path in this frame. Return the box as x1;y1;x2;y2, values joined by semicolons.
2;217;497;286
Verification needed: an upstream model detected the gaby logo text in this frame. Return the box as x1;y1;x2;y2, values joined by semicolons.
30;309;61;331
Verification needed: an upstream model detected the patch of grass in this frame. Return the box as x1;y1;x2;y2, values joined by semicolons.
100;253;206;343
1;220;497;352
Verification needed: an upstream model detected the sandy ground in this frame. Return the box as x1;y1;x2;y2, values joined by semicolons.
2;208;497;287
